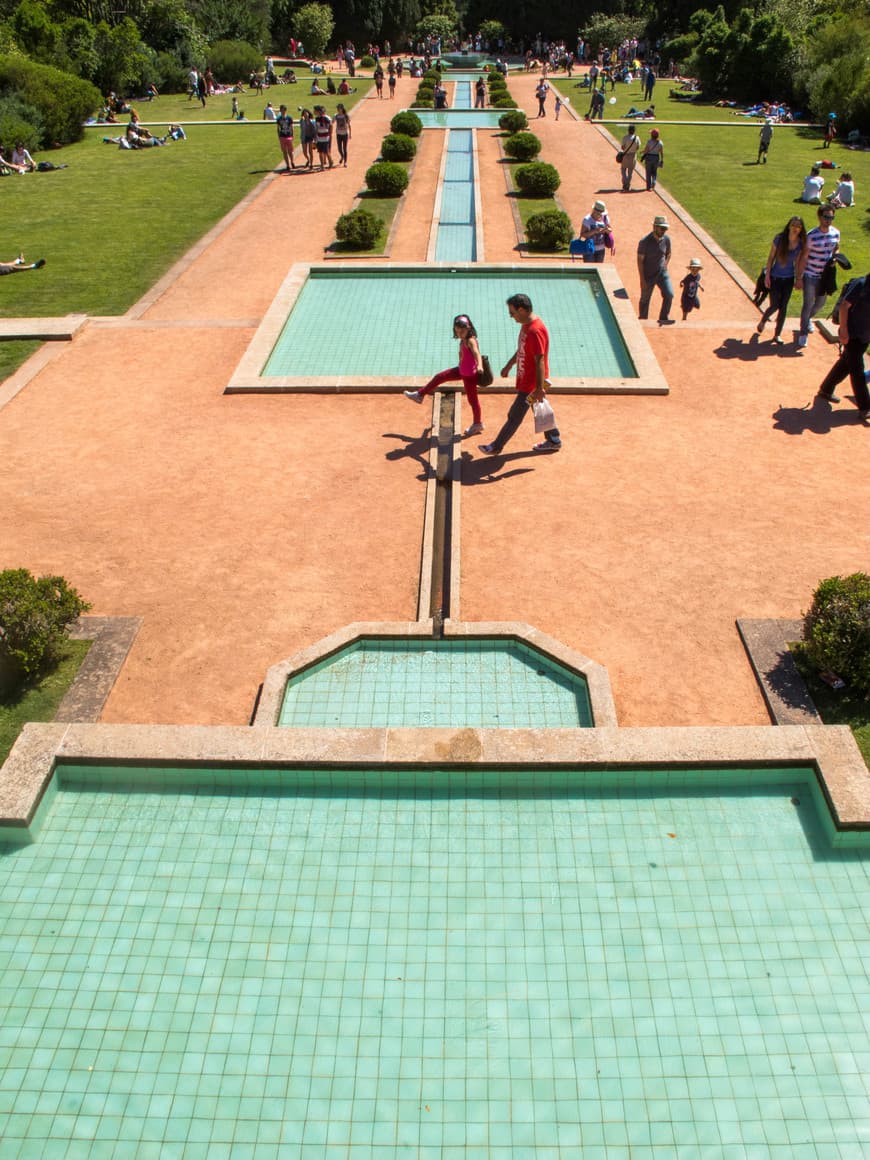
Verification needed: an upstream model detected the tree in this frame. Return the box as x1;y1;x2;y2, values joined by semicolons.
188;0;271;50
12;0;59;63
293;2;335;58
92;16;151;93
0;568;90;686
415;13;455;44
801;14;870;133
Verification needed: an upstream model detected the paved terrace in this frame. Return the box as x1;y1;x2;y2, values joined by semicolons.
1;72;867;728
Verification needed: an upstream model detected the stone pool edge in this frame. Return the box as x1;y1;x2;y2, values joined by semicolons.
2;719;868;844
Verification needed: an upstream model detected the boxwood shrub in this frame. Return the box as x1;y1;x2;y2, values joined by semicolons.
491;94;517;109
526;209;573;251
335;208;383;250
364;160;409;196
0;567;90;686
515;161;561;196
411;98;434;108
803;573;870;692
0;55;100;145
360;55;376;68
503;131;541;161
390;110;423;137
499;109;528;133
381;132;417;161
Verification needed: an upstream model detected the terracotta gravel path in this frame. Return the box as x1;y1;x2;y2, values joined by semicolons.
1;73;867;727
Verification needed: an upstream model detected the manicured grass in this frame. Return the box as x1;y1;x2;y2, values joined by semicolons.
792;645;870;769
553;78;870;299
0;639;92;766
0;77;373;320
0;340;40;382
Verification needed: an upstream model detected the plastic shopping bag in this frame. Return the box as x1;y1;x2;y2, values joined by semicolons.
532;397;556;433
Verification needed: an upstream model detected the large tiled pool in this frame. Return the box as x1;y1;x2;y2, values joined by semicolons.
1;763;868;1156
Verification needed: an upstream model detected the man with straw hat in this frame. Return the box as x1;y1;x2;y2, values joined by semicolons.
636;214;674;323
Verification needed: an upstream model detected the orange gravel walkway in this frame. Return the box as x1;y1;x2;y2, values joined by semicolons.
1;73;867;728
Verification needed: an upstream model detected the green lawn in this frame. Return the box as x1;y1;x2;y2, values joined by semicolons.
792;645;870;769
553;77;870;292
0;78;373;320
0;639;92;766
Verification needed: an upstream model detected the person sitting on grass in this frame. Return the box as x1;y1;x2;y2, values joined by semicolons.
309;78;327;95
0;253;45;274
338;78;354;95
0;149;28;174
828;173;855;208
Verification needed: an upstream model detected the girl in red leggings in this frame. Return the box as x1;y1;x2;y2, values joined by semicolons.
404;314;485;436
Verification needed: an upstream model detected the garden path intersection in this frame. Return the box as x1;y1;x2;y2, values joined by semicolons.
0;70;867;730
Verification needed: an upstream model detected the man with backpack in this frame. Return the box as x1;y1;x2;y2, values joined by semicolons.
817;274;870;422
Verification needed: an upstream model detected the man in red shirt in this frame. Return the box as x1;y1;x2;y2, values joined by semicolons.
479;294;562;454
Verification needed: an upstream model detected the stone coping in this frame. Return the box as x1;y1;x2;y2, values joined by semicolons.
253;619;617;729
0;314;87;340
2;720;868;843
737;618;821;726
58;616;143;723
225;262;668;395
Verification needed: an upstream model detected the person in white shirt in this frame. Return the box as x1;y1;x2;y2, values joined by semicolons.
801;165;825;203
828;172;854;208
10;142;35;171
796;204;840;348
263;102;276;120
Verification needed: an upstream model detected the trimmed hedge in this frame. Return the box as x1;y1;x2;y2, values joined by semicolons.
526;209;573;250
335;208;382;250
515;161;561;196
0;568;90;685
381;132;417;161
499;109;528;133
803;573;870;692
411;98;434;108
207;40;262;83
390;110;423;137
364;160;409;196
360;55;376;68
491;94;517;109
0;55;100;145
503;131;541;161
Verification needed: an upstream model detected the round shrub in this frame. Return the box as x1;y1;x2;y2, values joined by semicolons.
335;208;382;250
0;94;43;153
390;110;422;137
381;132;417;161
364;160;409;196
360;55;376;69
526;209;573;251
207;39;262;83
0;567;90;687
411;98;434;109
802;572;870;692
488;76;507;90
492;94;517;109
0;56;100;145
503;131;541;161
416;84;434;99
499;109;528;133
423;69;441;82
515;162;561;196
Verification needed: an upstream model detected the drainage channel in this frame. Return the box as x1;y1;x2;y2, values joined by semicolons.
423;81;481;632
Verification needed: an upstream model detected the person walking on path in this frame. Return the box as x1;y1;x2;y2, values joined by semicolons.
535;78;549;117
275;105;295;171
756;216;807;344
619;125;641;191
816;274;870;422
637;215;674;323
334;103;351;165
478;294;562;455
588;87;605;119
313;106;334;169
796;205;839;348
641;128;663;190
679;258;703;320
757;118;773;164
404;314;485;436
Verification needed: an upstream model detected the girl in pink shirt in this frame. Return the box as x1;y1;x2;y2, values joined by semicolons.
404;314;485;436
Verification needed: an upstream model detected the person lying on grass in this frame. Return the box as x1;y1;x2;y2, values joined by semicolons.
0;254;46;274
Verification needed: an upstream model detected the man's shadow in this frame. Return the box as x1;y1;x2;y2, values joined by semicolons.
459;448;537;483
772;394;863;434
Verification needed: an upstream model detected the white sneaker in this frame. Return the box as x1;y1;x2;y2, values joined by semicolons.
463;422;484;436
806;320;815;334
403;390;422;403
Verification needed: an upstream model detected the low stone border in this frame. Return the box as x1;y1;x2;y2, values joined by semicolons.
253;618;617;729
0;315;87;341
737;618;821;726
3;719;869;842
55;616;142;723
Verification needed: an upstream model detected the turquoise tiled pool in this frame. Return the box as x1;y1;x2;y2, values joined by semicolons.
279;638;593;728
435;129;476;263
262;269;636;379
1;765;869;1156
411;109;504;128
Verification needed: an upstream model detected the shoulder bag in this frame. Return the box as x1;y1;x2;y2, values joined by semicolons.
477;355;494;387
